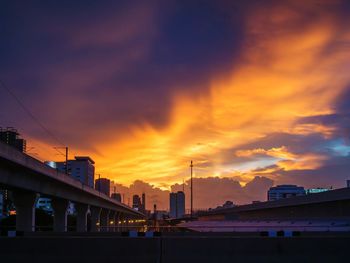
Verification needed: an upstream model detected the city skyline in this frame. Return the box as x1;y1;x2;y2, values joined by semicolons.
1;3;350;261
1;0;350;202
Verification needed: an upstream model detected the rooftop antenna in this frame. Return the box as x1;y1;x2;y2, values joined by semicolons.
190;160;193;218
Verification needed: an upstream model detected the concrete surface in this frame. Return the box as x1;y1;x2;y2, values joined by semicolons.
0;235;348;263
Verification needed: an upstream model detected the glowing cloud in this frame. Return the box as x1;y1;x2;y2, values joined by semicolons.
94;1;350;188
3;1;350;197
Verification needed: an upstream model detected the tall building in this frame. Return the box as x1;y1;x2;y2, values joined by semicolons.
132;195;142;210
95;178;111;197
267;185;305;201
176;191;185;218
169;191;185;218
56;156;95;188
0;127;26;152
110;182;117;198
169;193;177;218
111;193;122;202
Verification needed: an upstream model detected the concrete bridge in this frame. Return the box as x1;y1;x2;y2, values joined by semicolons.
0;141;145;232
198;187;350;221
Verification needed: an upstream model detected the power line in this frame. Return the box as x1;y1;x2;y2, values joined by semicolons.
19;129;66;161
0;79;67;156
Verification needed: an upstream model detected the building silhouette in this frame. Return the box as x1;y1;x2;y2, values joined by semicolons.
169;191;185;218
56;156;95;188
268;185;305;201
170;193;176;218
0;127;26;152
132;194;142;210
95;178;111;196
111;193;122;202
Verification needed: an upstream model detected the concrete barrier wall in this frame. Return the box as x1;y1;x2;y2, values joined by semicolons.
232;200;350;220
198;188;350;221
0;236;348;263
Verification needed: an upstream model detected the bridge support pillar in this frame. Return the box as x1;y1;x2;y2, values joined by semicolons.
120;213;126;232
115;212;121;232
12;190;38;232
100;209;110;232
129;217;134;231
76;203;89;232
52;198;69;232
108;210;117;232
125;215;129;232
90;206;101;232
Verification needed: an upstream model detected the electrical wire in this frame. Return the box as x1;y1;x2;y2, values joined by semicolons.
0;79;67;157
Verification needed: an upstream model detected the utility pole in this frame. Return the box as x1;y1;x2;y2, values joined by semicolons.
54;146;69;175
190;160;193;218
65;146;68;175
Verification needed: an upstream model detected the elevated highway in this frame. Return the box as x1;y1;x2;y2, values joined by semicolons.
198;187;350;221
0;141;144;232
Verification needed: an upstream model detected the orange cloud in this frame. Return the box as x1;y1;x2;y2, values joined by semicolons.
276;153;328;171
235;146;297;160
93;2;350;188
25;2;350;190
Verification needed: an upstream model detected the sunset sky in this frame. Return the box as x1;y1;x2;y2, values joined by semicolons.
1;1;350;209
